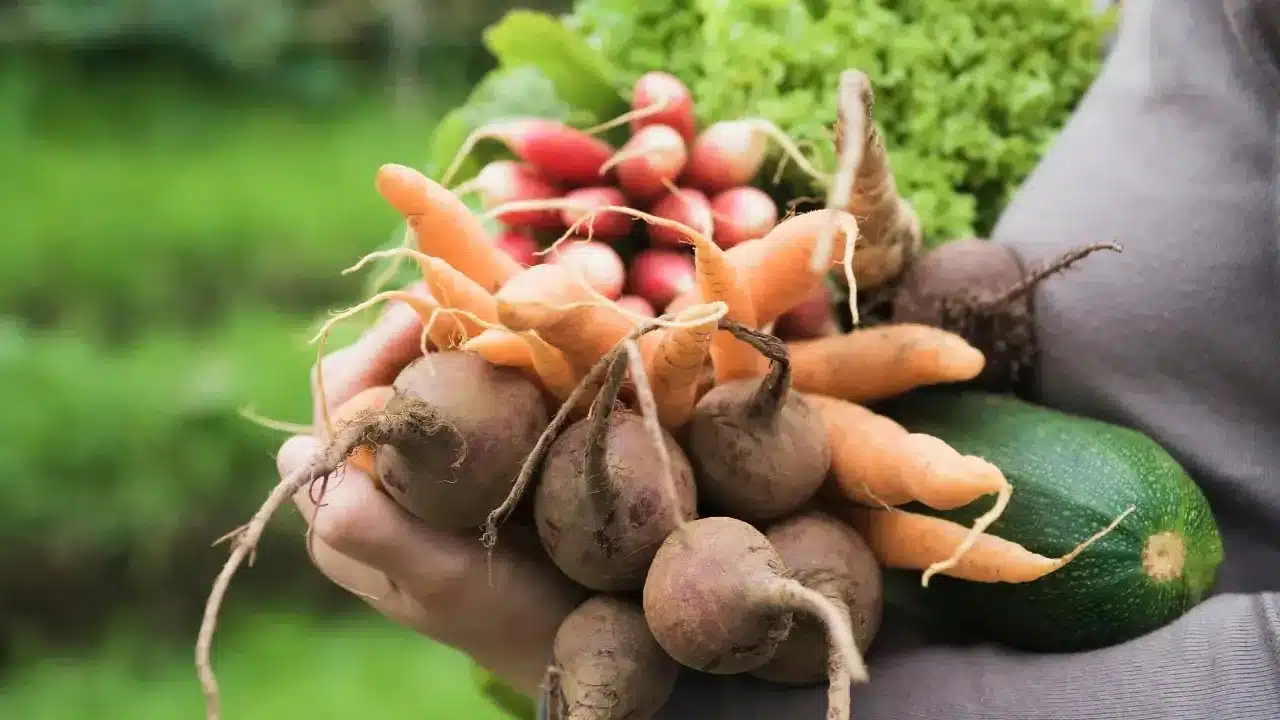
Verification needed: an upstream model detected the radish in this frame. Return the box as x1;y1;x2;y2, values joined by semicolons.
460;161;564;230
548;240;627;300
493;231;540;267
682;119;826;195
628;248;696;312
603;124;688;204
560;186;634;241
648;188;713;248
616;295;657;319
443;118;615;188
631;71;697;143
710;186;778;248
681;121;767;193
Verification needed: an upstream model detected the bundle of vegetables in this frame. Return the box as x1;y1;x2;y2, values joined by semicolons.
190;63;1224;720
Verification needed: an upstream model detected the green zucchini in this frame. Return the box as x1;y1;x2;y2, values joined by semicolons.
873;389;1224;653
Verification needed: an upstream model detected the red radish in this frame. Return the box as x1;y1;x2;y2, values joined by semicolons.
549;240;627;300
682;120;767;193
629;248;696;311
444;118;615;188
561;186;634;241
616;294;657;318
494;231;540;267
604;125;688;204
464;161;564;230
648;188;714;248
710;186;779;248
774;283;840;340
631;71;697;143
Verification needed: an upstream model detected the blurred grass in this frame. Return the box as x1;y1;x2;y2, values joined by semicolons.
0;53;461;341
0;606;513;720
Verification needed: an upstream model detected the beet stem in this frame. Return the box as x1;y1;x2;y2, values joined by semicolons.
769;578;867;720
582;349;629;513
983;241;1123;308
623;338;690;534
483;320;664;549
718;319;792;419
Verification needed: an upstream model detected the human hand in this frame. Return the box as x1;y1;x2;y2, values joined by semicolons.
278;283;586;697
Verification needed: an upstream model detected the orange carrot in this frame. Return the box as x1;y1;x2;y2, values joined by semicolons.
413;255;498;340
806;393;1013;585
839;504;1135;584
374;163;522;292
519;330;580;403
463;263;590;366
789;324;986;404
506;300;637;377
647;304;719;429
665;209;856;327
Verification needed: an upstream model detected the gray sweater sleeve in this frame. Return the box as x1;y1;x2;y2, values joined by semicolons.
657;593;1280;719
660;0;1280;717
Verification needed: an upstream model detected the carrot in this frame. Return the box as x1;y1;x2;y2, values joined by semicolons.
461;263;587;368
839;504;1135;584
631;71;697;143
374;164;521;293
789;324;986;404
647;304;719;429
774;284;839;340
681;119;829;194
440;118;615;188
518;330;580;403
806;393;1013;585
710;186;778;248
831;70;923;291
452;160;564;230
666;209;857;328
648;187;714;248
505;300;638;378
602;124;688;203
560;186;634;241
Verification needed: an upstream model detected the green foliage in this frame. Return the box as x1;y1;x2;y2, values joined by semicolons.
0;59;461;339
0;311;363;558
425;10;629;182
0;607;508;720
556;0;1113;240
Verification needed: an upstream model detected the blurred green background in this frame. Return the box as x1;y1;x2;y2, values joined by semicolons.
0;1;1111;718
0;1;566;718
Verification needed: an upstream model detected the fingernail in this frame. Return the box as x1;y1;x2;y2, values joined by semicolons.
277;435;324;478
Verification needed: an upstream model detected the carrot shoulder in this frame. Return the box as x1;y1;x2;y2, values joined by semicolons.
807;393;1007;510
790;324;986;404
375;163;522;293
667;209;855;327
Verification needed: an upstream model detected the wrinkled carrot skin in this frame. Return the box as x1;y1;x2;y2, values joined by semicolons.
384;291;468;350
375;164;522;293
648;306;717;429
838;505;1056;584
666;209;855;326
807;393;1007;510
328;385;395;475
789;325;986;404
418;256;498;340
685;229;767;382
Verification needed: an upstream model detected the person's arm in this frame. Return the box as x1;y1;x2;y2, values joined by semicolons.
657;593;1280;719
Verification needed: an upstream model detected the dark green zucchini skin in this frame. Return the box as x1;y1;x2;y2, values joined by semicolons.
872;389;1224;653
